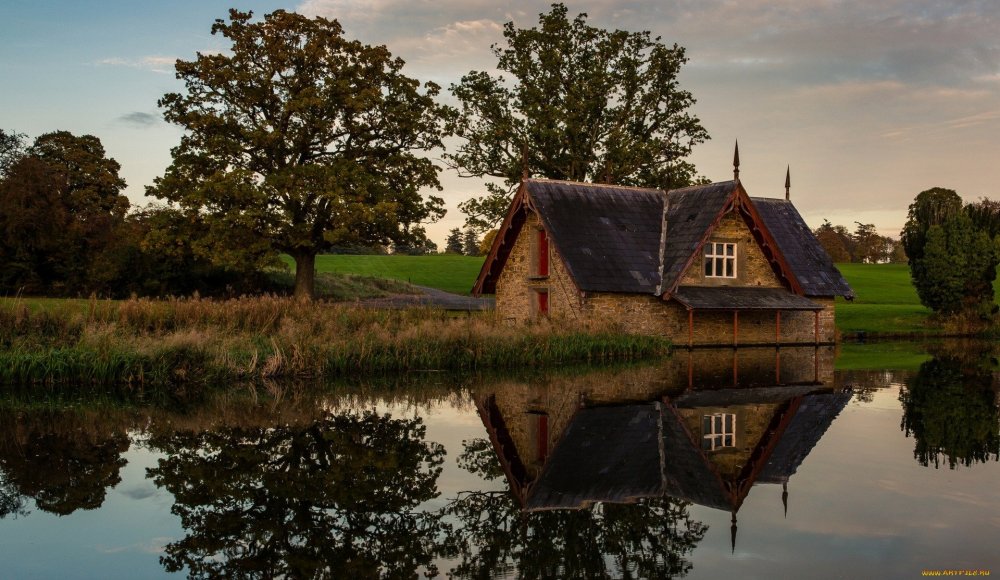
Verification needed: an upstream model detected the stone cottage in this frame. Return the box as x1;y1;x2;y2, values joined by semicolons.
472;165;854;347
472;354;850;551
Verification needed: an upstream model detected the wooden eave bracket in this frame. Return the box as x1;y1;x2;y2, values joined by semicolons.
472;182;529;296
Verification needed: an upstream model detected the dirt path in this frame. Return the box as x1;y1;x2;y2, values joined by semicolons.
356;285;494;311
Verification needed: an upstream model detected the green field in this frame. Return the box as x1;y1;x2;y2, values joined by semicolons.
833;263;933;336
284;254;486;296
833;263;1000;337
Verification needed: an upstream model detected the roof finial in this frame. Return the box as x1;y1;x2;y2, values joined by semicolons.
733;140;740;182
521;141;530;181
784;165;791;201
730;511;738;554
782;480;789;518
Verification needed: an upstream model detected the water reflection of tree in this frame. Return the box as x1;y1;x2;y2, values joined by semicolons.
147;410;449;578
0;410;129;517
900;354;1000;468
447;438;707;579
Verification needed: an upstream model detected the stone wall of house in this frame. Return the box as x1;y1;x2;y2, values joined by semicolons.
677;402;782;480
495;211;584;323
680;210;784;288
473;366;671;480
495;209;838;345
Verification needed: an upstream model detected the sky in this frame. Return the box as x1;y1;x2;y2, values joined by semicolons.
3;0;1000;246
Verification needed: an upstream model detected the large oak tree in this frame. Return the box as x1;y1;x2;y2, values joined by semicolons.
150;10;449;299
447;3;709;230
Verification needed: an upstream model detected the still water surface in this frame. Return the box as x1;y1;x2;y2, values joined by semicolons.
0;344;998;578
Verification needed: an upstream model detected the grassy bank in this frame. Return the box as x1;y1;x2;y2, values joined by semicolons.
834;263;933;337
0;296;670;389
283;254;486;295
835;263;1000;338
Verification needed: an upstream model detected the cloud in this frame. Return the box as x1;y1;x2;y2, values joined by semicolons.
95;55;177;74
98;537;171;555
118;112;160;128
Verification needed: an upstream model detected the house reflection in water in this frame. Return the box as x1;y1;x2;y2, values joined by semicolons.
474;346;850;552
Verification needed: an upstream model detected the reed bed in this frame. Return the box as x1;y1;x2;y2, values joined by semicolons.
0;296;670;389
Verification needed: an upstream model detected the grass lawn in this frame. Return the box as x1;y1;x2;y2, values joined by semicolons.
834;263;934;336
1;296;98;314
284;254;486;296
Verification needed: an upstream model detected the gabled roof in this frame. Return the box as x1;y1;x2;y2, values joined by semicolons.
752;198;855;298
658;181;738;294
525;404;664;510
472;177;854;299
472;179;664;295
758;391;852;483
529;180;665;293
518;386;843;513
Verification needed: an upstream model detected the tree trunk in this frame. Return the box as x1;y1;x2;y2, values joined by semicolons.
293;251;316;301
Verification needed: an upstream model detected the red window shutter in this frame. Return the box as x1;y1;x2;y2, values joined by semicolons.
538;229;549;276
538;290;549;316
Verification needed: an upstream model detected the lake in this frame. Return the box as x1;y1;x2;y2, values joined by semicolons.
0;342;997;578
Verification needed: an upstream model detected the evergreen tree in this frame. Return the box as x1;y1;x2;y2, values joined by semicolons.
462;228;480;256
445;228;463;254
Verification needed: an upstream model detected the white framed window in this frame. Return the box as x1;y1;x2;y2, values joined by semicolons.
702;413;736;450
704;242;736;278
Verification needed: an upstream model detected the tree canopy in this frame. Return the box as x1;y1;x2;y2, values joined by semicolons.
0;131;130;295
447;3;708;230
150;9;450;299
147;411;449;577
901;187;998;315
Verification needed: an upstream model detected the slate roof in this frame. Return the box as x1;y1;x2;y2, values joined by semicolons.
758;391;851;483
525;404;664;510
472;177;854;300
672;286;825;311
659;182;738;293
752;198;855;298
527;180;664;293
521;385;845;513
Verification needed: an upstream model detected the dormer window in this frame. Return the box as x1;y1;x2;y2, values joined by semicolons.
702;413;736;451
704;242;736;278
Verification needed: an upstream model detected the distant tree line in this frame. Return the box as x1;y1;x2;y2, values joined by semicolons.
813;220;906;264
0;129;265;298
444;227;488;256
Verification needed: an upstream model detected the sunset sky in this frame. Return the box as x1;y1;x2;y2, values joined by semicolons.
3;0;999;245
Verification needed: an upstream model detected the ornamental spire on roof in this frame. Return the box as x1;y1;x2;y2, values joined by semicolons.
785;165;791;201
731;511;738;554
521;141;530;180
733;140;740;182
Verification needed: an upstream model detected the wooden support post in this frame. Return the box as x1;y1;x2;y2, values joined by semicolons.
733;311;739;347
733;348;739;387
688;309;694;348
814;346;820;383
775;349;781;384
814;310;820;345
775;311;781;345
687;350;693;390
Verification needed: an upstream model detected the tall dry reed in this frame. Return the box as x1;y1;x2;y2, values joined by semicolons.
0;296;670;389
